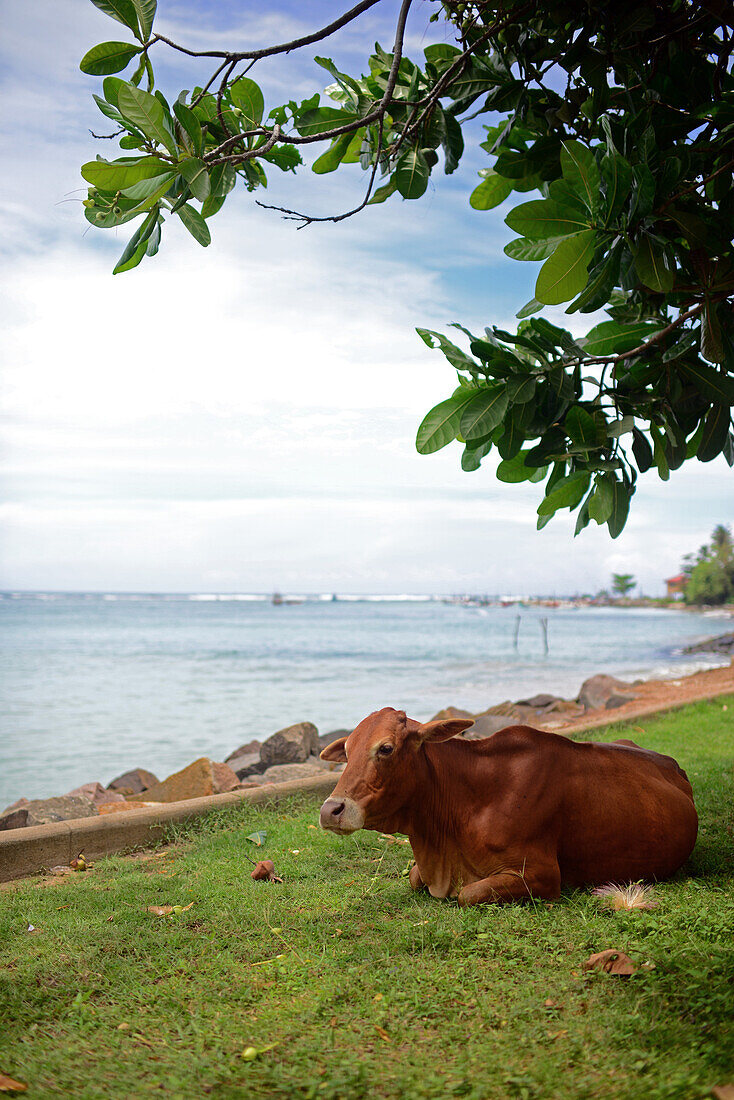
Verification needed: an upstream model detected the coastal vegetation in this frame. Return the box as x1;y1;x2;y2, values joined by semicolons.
683;523;734;606
1;697;732;1098
77;0;734;539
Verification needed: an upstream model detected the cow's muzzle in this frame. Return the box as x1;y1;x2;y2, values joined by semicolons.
319;796;365;834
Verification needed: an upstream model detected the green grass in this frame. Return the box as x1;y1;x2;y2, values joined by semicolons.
1;698;733;1099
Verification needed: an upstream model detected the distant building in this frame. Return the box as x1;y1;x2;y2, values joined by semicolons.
665;574;688;599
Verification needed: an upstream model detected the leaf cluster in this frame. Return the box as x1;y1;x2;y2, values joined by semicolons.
78;0;734;535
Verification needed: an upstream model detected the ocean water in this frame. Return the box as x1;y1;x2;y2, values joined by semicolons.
0;593;729;808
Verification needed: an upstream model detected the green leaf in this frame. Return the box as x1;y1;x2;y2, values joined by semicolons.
231;77;265;129
395;149;430;199
560;140;602;215
416;329;478;373
506;375;536;403
461;437;493;471
650;424;669;481
470;171;512;210
516;298;543;319
369;176;398;205
601;152;632;223
633;236;675;292
505;200;590;240
312;132;353;174
496;450;547;483
565;406;601;448
131;0;156;39
176;202;211;246
80;41;141;76
81;156;171;190
537;471;590;515
700;304;724;364
119;171;174;201
90;0;140;36
504;237;562;262
117;83;177;155
416;390;478;454
178;158;210;201
295;106;361;137
697;404;731;462
173;101;203;156
246;830;267;847
113;204;158;274
680;362;734;406
632;426;653;472
588;475;614;523
459;387;509;440
583;320;662;357
535;231;596;306
607;479;631;538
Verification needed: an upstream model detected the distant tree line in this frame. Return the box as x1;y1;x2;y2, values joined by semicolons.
683;523;734;605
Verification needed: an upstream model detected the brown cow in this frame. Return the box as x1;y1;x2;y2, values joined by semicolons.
319;707;697;906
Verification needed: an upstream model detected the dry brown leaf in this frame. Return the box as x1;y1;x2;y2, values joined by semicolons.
0;1075;27;1094
50;865;72;876
583;949;636;976
147;905;173;917
375;1026;391;1042
546;1029;568;1041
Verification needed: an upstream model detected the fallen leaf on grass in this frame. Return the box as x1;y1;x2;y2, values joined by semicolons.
240;1042;279;1061
378;833;410;846
252;954;287;966
250;860;283;883
106;915;114;922
117;1023;129;1031
374;1027;391;1043
55;906;70;911
546;1029;568;1041
246;831;267;847
592;882;658;911
50;865;72;876
712;1086;734;1100
0;1074;28;1093
147;903;194;918
583;949;636;976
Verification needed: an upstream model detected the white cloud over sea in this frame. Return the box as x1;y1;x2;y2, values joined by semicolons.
0;0;731;595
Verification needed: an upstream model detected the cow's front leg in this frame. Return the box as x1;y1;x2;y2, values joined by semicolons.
408;863;426;891
458;863;560;907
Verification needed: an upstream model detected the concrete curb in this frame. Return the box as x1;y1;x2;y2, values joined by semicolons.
0;773;337;884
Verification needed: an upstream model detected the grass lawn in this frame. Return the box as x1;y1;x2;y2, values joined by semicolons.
1;697;732;1099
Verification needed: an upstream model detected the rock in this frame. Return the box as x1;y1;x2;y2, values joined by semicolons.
0;795;96;831
66;781;126;808
481;700;517;717
578;674;637;711
515;693;563;709
226;751;265;780
98;801;163;814
318;729;350;752
605;692;637;710
684;631;734;655
254;760;335;785
260;722;319;767
107;768;159;796
224;740;261;763
127;758;240;803
429;706;474;723
463;714;518;738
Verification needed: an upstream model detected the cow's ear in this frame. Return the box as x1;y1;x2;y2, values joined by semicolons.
416;718;474;743
320;736;348;762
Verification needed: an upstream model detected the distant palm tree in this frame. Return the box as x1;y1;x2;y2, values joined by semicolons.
611;573;636;598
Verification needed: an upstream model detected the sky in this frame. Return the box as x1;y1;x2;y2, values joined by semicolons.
0;0;731;596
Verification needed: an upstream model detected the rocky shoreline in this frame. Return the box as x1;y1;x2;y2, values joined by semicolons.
2;656;732;833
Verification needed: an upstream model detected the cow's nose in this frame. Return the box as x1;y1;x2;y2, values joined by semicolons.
320;798;346;829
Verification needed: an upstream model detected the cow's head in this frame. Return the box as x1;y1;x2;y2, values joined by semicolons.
318;707;473;834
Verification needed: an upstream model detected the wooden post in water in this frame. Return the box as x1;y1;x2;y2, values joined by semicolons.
513;615;521;651
540;616;549;655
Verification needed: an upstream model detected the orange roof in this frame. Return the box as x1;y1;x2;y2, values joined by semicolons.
665;574;687;585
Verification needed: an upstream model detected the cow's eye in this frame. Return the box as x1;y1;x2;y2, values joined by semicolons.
377;743;394;757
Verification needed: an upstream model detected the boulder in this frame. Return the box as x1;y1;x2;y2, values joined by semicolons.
429;706;474;723
318;729;350;752
254;760;335;785
224;740;262;763
515;693;563;709
684;631;734;655
463;714;517;739
578;674;637;712
127;758;240;803
226;751;265;780
66;781;126;808
605;692;637;710
0;795;96;831
107;768;159;796
260;722;319;767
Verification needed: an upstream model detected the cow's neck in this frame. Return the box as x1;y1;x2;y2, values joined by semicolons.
381;740;492;898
